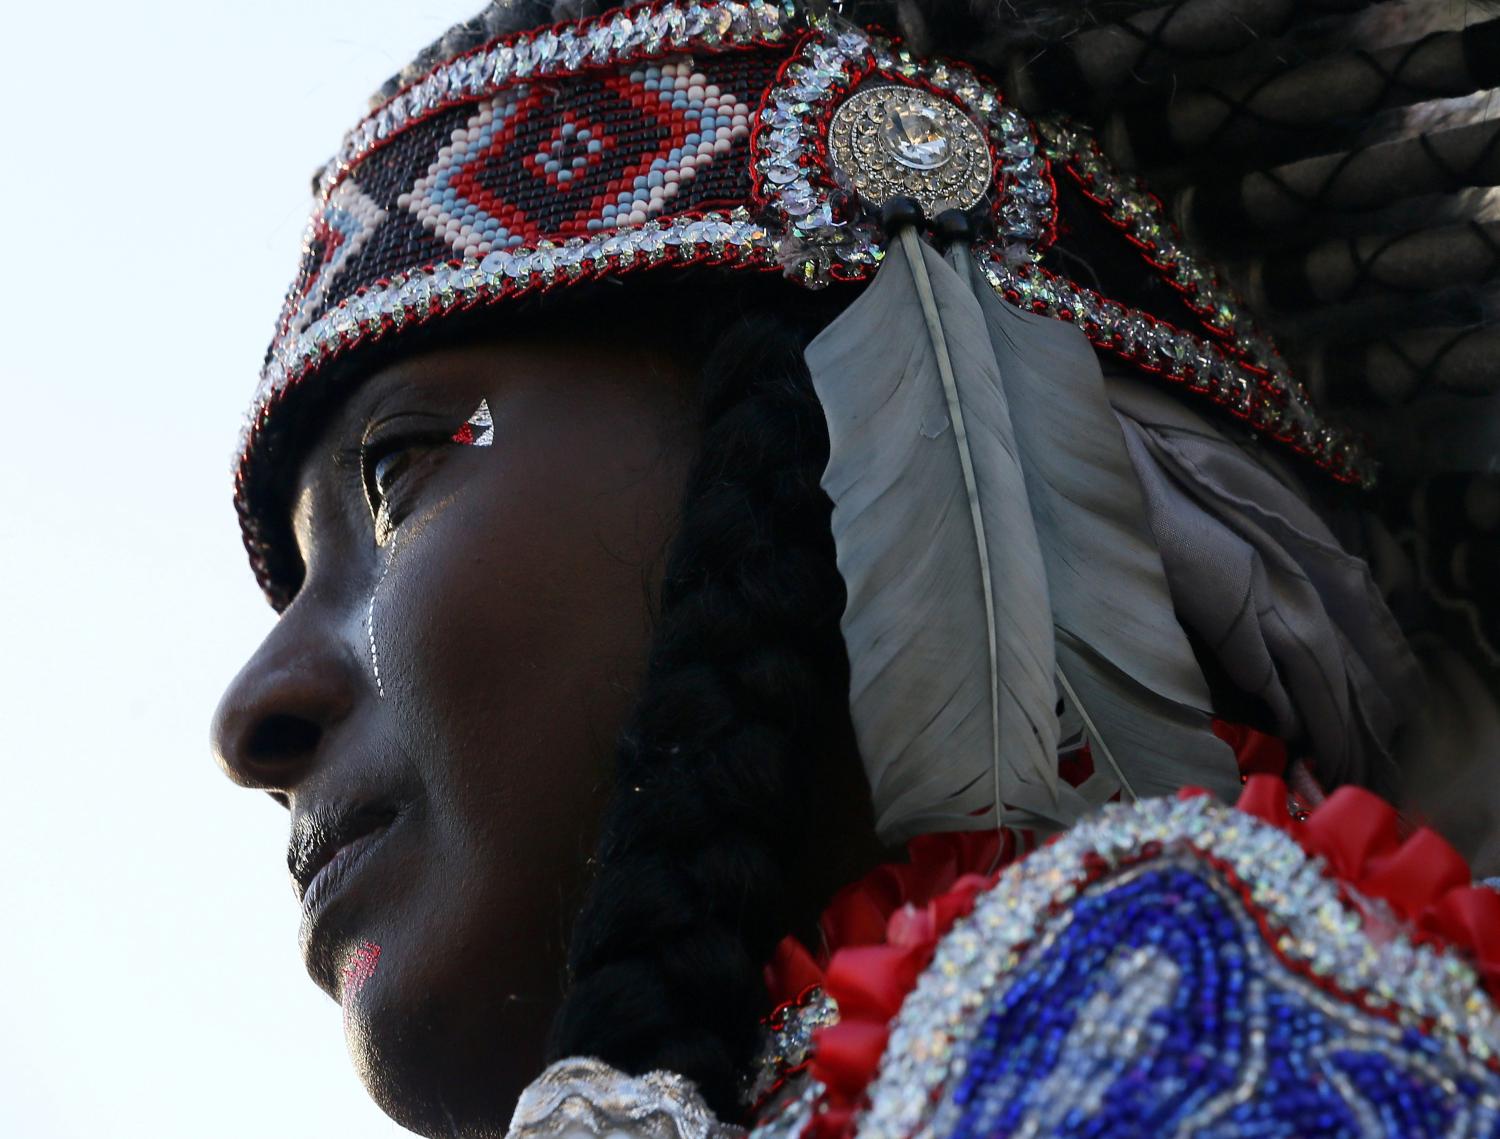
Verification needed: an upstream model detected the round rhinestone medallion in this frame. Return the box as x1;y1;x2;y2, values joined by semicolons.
881;103;952;170
828;85;992;214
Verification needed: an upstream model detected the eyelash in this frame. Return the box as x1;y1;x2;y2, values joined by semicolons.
358;434;445;535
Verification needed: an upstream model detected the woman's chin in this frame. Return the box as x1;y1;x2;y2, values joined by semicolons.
339;936;552;1139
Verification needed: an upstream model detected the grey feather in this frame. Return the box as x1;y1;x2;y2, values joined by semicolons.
805;234;1082;841
965;261;1242;804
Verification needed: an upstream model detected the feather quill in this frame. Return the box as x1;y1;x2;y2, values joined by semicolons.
805;233;1084;840
963;259;1241;804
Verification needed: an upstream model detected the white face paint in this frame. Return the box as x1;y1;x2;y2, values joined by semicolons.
366;556;392;699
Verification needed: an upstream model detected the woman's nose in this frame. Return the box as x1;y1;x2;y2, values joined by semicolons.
211;616;360;795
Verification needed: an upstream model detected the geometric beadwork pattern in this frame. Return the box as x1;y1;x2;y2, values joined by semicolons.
275;49;777;340
401;64;751;260
283;178;386;341
402;90;531;258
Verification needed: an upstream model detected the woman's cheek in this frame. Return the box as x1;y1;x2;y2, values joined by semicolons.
364;488;467;708
365;552;393;701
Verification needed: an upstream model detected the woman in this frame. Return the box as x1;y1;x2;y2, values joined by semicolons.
213;1;1500;1136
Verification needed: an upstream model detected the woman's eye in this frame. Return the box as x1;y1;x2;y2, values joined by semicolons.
363;440;439;535
372;449;416;504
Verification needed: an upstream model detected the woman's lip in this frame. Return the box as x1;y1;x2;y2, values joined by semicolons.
299;822;392;925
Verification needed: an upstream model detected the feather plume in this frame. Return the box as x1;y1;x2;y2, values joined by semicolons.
805;233;1084;841
964;261;1242;805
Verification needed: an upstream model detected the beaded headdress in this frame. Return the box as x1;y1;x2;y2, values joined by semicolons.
242;0;1407;590
242;0;1500;834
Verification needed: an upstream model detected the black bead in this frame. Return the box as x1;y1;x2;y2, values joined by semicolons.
934;208;976;247
880;195;925;235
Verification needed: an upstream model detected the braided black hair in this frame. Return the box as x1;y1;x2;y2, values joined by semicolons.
546;299;880;1118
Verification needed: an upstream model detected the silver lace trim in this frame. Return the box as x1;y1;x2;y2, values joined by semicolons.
507;1058;745;1139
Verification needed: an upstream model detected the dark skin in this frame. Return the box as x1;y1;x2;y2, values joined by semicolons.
212;332;701;1134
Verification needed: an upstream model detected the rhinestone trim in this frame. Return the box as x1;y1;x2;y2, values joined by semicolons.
747;986;841;1108
321;0;792;199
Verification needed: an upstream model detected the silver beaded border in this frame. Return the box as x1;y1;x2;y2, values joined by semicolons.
852;795;1499;1139
319;0;793;200
751;24;1056;286
247;207;777;443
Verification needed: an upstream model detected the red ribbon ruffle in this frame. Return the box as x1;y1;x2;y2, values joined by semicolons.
764;829;1013;1006
1229;774;1500;993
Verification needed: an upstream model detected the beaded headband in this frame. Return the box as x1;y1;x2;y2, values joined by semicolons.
240;0;1373;608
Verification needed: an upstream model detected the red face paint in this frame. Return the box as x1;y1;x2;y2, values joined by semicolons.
341;941;382;1003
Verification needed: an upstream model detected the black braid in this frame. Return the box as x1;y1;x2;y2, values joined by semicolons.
547;302;868;1118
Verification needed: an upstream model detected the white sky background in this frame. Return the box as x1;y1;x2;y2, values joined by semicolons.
0;2;485;1134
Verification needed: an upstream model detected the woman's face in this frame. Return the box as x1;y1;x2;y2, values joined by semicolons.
211;331;696;1134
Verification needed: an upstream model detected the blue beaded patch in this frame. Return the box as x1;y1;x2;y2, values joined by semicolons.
942;860;1500;1138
